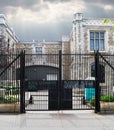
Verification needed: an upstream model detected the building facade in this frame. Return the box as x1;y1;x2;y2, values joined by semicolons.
17;13;114;55
0;14;18;80
16;40;62;54
16;13;114;81
0;14;18;54
69;13;114;94
70;13;114;54
0;13;114;94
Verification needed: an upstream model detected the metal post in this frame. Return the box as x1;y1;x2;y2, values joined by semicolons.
20;50;25;113
95;51;100;113
58;50;62;110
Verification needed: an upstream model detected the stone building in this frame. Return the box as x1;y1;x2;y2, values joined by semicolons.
16;13;114;87
0;14;18;80
16;13;114;54
16;40;62;80
1;13;113;93
69;13;114;94
17;40;62;54
0;14;18;54
70;13;114;54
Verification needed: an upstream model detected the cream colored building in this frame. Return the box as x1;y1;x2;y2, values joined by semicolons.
16;13;114;81
0;14;18;54
17;13;114;54
70;13;114;54
1;13;113;93
68;13;114;94
17;41;61;54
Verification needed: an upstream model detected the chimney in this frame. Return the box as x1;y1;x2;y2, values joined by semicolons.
73;13;83;21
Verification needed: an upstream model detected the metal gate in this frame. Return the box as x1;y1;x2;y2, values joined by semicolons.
24;80;95;111
23;51;96;111
3;50;113;113
94;51;114;113
0;51;25;113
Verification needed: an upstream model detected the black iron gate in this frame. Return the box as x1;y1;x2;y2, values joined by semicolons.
94;51;114;113
24;80;95;111
0;51;25;113
2;50;114;113
24;51;96;111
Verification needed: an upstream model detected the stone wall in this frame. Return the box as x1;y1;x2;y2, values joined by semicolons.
44;43;61;54
84;25;114;53
16;43;32;54
62;36;70;54
0;14;18;54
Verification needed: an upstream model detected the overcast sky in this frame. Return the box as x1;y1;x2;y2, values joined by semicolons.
0;0;114;42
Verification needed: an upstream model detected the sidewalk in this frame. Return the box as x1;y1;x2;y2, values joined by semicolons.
0;110;114;130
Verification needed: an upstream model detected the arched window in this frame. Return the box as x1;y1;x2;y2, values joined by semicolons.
91;64;105;83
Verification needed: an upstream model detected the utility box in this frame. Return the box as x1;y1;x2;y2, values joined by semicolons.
84;88;95;101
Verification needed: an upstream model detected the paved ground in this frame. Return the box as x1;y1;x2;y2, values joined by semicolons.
0;110;114;130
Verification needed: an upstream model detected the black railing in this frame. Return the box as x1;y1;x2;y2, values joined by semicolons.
1;51;113;112
95;51;114;113
0;51;25;113
24;53;96;111
95;51;100;113
20;51;25;113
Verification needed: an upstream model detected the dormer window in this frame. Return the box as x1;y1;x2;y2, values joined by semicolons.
35;47;42;54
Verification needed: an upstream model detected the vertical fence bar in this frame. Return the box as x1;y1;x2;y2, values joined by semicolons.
20;50;25;113
58;50;62;110
95;51;100;113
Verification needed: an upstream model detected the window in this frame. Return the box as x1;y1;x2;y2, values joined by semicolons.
90;32;105;51
46;74;57;80
91;64;105;83
35;47;42;54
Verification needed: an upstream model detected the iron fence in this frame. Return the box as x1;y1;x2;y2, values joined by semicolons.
0;51;114;112
0;51;25;113
97;52;114;113
24;52;96;111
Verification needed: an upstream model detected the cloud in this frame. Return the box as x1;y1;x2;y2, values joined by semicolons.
4;0;84;41
11;20;71;41
82;0;114;5
82;0;114;18
0;0;41;15
0;0;39;8
4;0;114;25
43;0;70;2
1;0;114;41
103;5;113;11
5;0;85;24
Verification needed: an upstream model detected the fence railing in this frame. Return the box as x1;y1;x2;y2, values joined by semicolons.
95;51;114;113
0;51;114;113
0;51;25;113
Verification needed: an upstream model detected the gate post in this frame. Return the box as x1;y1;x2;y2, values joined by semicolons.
58;50;62;110
20;50;25;113
95;51;100;113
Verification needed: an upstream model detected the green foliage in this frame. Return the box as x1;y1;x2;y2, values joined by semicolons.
101;95;114;102
2;86;19;95
11;87;20;95
89;98;95;106
88;95;114;106
0;96;19;103
4;96;19;103
103;18;114;28
0;86;19;103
